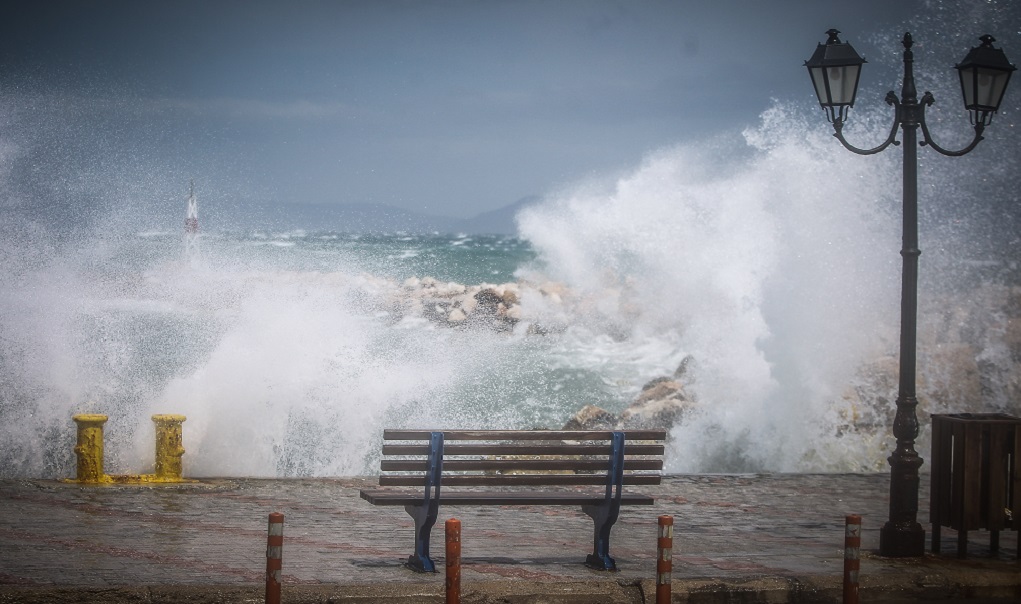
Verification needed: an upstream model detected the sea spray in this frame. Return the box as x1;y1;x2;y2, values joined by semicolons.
518;105;904;472
515;0;1021;471
1;127;1018;479
0;227;613;477
149;269;451;476
2;0;1019;479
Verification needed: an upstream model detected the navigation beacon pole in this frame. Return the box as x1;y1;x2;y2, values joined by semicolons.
184;180;201;267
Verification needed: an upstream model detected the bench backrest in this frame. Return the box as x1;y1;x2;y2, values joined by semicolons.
378;429;666;489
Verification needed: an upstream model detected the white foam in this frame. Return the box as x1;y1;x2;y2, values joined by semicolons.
517;105;907;472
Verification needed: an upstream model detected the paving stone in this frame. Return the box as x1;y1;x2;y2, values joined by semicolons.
0;474;1018;602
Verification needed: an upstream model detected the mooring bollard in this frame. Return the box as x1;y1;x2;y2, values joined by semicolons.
446;518;461;604
151;414;187;481
72;414;110;483
266;512;284;604
844;514;861;604
657;515;673;604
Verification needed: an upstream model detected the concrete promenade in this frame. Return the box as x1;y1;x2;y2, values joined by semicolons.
0;473;1018;603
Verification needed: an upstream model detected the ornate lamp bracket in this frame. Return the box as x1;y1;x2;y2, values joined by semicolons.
832;91;902;155
918;92;986;156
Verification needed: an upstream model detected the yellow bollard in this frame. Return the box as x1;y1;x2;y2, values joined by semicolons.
72;414;110;483
151;414;187;481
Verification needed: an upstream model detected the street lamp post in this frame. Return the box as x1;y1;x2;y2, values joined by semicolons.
804;30;1015;557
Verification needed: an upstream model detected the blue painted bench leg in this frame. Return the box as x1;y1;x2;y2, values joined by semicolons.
582;502;620;571
405;504;438;572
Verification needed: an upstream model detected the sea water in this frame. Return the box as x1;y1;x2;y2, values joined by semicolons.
1;1;1019;479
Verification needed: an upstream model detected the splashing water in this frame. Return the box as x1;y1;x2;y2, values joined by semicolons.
517;0;1021;471
518;106;905;472
1;1;1019;478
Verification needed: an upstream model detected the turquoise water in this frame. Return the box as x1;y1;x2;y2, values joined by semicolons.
209;231;535;284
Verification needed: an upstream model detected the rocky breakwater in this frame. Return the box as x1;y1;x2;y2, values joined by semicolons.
369;275;571;334
556;284;1021;439
358;274;698;432
563;357;699;433
357;275;1021;439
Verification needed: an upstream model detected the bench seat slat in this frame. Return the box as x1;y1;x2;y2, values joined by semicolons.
381;443;666;456
379;474;662;487
383;429;667;441
360;489;656;506
380;459;664;472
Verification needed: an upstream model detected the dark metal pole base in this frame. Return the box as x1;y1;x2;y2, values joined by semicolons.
879;522;925;557
585;552;617;571
406;554;437;573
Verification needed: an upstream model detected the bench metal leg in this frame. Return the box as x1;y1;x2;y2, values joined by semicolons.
582;502;620;571
405;504;438;572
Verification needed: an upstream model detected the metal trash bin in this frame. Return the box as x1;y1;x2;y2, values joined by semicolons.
929;413;1020;558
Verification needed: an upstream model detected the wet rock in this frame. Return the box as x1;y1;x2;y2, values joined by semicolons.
454;294;478;315
634;379;687;406
674;355;695;380
618;397;695;430
527;323;552;336
437;282;466;297
475;288;503;308
618;378;695;429
376;276;554;333
562;405;616;430
640;377;675;392
503;304;522;321
561;376;699;434
501;284;520;305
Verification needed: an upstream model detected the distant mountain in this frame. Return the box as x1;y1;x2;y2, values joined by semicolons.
456;195;541;235
202;196;541;235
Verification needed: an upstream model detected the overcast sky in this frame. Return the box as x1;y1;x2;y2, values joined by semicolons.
1;1;1013;220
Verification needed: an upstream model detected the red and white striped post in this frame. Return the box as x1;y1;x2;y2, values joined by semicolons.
266;512;284;604
843;514;861;604
445;518;461;604
657;515;673;604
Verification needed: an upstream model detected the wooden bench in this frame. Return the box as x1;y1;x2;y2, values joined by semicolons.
359;429;666;572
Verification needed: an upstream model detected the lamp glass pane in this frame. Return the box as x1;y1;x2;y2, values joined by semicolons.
960;66;1012;111
810;66;830;105
976;67;1009;109
959;67;976;107
831;65;860;105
